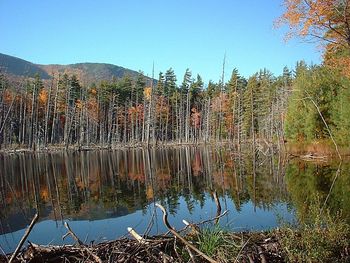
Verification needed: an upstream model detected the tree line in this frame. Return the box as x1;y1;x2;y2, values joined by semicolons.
1;0;350;150
0;64;296;150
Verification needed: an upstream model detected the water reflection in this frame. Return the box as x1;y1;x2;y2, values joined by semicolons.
0;147;300;252
285;159;350;222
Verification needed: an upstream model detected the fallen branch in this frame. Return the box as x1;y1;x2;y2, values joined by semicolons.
234;236;252;263
9;213;39;263
156;203;217;263
63;222;83;245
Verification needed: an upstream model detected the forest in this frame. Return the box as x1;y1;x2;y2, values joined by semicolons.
0;60;349;152
2;1;350;262
0;0;350;153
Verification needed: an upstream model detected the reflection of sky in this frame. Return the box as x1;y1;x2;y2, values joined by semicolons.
0;195;294;254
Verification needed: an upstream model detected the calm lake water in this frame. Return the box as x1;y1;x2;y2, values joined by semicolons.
0;147;348;253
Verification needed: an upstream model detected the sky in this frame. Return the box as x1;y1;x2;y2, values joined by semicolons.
0;0;322;83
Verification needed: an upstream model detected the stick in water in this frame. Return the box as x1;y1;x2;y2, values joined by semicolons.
9;213;39;263
63;222;83;245
155;203;217;263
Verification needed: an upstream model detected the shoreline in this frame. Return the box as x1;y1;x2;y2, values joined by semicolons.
2;204;349;263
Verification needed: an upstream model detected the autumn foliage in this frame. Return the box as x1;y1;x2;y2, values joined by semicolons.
278;0;350;77
277;0;350;46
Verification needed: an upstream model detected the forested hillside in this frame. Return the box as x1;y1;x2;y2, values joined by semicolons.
0;53;50;79
0;0;350;151
0;53;147;84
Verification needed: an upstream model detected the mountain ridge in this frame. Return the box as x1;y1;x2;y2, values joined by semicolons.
0;53;147;84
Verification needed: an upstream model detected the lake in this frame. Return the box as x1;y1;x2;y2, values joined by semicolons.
0;147;348;253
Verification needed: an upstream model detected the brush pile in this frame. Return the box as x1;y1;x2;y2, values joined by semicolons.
0;202;287;263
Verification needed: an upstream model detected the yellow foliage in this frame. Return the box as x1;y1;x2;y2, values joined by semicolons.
144;87;152;100
90;88;97;96
76;99;83;109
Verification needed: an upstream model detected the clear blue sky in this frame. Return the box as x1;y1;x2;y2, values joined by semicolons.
0;0;321;83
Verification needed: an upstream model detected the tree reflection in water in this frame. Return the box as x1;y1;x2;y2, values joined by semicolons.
0;147;347;252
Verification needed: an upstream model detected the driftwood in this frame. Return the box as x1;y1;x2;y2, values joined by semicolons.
9;213;39;263
300;153;327;160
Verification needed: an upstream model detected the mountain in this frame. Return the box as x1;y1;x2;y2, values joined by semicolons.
0;53;51;79
39;62;143;84
0;53;147;84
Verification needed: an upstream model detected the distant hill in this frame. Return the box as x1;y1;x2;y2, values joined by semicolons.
39;62;143;84
0;53;149;85
0;53;51;79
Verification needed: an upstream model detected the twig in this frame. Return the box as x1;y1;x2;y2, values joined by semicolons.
234;236;252;263
321;162;342;213
196;210;228;226
63;222;83;245
84;247;103;263
176;210;228;236
173;236;181;260
9;213;39;263
186;246;197;263
305;93;342;160
156;203;217;263
0;244;8;262
143;204;157;237
63;223;103;262
247;253;255;263
258;246;267;263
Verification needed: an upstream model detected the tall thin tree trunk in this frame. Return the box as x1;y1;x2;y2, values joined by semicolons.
44;79;53;146
145;63;154;147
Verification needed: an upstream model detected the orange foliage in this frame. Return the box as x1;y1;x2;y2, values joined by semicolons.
128;171;145;182
90;88;97;96
156;96;170;118
39;89;48;104
276;0;350;48
128;104;144;122
156;168;171;189
3;90;13;104
40;187;50;201
76;99;83;109
324;43;350;77
146;186;154;200
86;98;99;120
